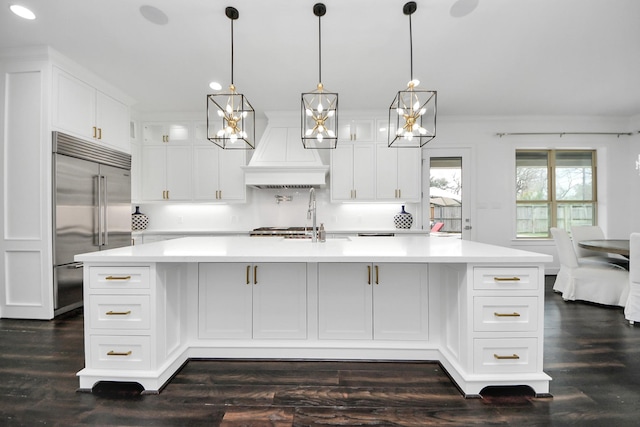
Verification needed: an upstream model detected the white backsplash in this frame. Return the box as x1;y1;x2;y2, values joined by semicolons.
134;188;422;232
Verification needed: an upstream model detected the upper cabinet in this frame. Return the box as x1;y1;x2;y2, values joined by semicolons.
330;142;376;201
330;116;421;203
193;123;246;202
338;119;375;142
136;121;247;203
52;66;130;153
375;143;421;202
142;122;191;145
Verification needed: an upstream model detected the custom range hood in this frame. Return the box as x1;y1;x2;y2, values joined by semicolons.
242;112;329;189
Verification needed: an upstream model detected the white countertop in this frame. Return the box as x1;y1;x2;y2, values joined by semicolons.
76;236;552;264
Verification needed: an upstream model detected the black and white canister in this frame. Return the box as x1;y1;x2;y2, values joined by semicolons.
131;206;149;231
393;205;413;229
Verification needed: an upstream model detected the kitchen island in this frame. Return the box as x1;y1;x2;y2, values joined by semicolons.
76;235;553;397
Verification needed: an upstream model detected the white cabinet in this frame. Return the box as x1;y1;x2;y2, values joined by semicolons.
330;143;376;201
199;263;307;339
375;143;422;202
193;123;246;202
141;122;192;201
318;263;428;340
52;66;130;152
339;119;375;142
470;267;542;375
142;122;191;145
140;145;192;201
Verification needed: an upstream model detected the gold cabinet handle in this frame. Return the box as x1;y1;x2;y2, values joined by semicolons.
105;275;131;281
246;265;250;284
107;350;132;356
493;353;520;360
494;312;521;317
166;190;169;199
375;265;379;285
254;265;258;285
493;277;521;282
367;265;371;285
398;189;401;198
98;128;102;140
106;310;132;316
92;126;97;138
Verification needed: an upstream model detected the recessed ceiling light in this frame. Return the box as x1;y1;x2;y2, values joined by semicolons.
10;4;36;20
139;5;168;25
209;82;222;91
450;0;479;18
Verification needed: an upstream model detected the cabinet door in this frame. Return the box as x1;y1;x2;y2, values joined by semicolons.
52;67;95;139
165;146;192;200
96;91;129;151
140;145;167;201
352;143;376;200
375;144;399;200
217;149;246;201
252;263;307;339
193;145;220;200
318;263;373;339
330;144;355;201
142;122;191;145
199;264;253;339
396;149;421;202
339;119;375;142
373;263;428;340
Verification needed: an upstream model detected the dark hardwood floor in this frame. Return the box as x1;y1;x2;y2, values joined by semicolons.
1;276;640;426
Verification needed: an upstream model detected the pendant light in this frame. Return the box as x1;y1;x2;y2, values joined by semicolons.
301;3;338;149
388;2;437;148
206;7;255;149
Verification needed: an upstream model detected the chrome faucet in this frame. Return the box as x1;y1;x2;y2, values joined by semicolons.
307;188;317;242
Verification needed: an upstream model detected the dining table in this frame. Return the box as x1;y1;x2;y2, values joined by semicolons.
578;239;630;258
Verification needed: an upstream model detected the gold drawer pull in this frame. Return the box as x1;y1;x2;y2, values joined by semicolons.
106;310;132;316
494;312;521;317
494;353;520;360
375;265;379;285
105;275;132;281
107;350;132;356
367;265;371;285
493;277;521;282
246;265;250;284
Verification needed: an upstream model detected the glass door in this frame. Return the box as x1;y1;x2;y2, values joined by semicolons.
423;148;474;240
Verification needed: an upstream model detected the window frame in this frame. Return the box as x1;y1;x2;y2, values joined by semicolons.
515;149;597;239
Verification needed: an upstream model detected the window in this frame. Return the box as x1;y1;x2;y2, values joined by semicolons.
516;150;596;238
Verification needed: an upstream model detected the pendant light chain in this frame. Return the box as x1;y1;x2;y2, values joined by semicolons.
408;12;413;82
318;13;322;84
230;18;234;86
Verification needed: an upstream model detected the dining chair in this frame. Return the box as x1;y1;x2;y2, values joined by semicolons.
624;233;640;325
570;225;629;269
551;227;629;306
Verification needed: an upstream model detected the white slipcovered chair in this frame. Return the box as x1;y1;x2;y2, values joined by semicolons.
551;227;629;306
570;225;629;269
624;233;640;324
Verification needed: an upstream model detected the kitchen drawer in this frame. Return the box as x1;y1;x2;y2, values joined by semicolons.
89;267;150;290
89;295;150;330
90;335;151;370
473;267;539;291
473;338;537;374
473;296;538;332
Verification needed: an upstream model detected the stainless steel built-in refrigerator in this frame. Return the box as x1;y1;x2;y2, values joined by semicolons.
53;132;131;315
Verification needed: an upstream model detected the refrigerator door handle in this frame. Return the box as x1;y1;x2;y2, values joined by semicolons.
102;175;108;246
96;175;103;247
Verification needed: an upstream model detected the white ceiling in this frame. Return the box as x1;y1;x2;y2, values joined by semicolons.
2;0;640;119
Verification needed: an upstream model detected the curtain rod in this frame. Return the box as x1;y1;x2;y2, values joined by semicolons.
496;131;638;138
